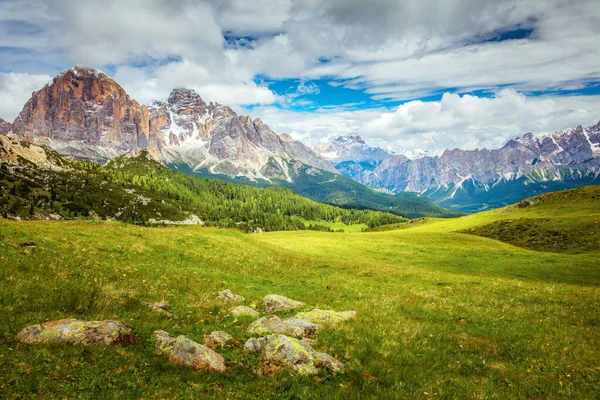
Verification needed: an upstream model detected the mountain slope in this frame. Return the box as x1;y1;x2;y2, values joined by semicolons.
0;134;406;230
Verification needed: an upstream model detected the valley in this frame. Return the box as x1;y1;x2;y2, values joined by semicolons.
0;186;598;398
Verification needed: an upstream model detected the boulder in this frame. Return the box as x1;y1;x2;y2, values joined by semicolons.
216;289;245;302
203;331;234;348
230;305;260;318
246;316;319;338
17;318;134;345
261;294;305;313
244;334;344;375
153;330;226;372
293;309;356;324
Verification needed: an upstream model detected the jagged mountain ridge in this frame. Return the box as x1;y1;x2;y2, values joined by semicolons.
149;88;335;180
317;124;600;212
9;66;334;180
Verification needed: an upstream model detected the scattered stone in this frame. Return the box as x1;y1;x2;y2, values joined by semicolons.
281;318;321;337
293;309;356;325
244;334;344;375
458;318;468;325
246;315;320;338
147;302;174;318
261;294;305;313
203;331;234;348
153;330;226;372
216;289;245;302
17;319;134;346
230;305;260;318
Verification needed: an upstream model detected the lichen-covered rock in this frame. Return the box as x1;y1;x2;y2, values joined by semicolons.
147;302;174;318
244;334;344;375
246;315;319;338
203;331;233;348
216;289;245;302
17;318;134;345
230;305;260;318
293;309;356;324
281;318;321;337
261;294;305;313
153;330;225;372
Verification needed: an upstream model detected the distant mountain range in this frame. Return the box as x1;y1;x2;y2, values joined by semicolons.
3;66;598;214
314;125;600;212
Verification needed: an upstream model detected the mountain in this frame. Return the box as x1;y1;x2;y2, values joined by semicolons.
7;66;454;219
321;124;600;212
12;66;157;162
313;134;394;187
0;133;405;230
149;88;335;179
0;118;11;135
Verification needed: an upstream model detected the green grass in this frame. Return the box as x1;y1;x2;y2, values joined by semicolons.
292;216;368;233
0;186;599;398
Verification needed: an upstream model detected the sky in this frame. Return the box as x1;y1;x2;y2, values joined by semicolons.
1;0;600;154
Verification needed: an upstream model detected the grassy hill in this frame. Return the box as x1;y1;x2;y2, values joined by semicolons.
0;150;405;231
411;185;600;253
0;187;598;398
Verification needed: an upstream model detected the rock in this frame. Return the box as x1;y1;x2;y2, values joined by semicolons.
230;305;260;318
293;309;356;324
153;330;226;372
281;318;321;337
203;331;234;348
216;289;245;302
261;294;305;313
246;316;319;338
244;334;344;375
147;302;174;318
17;318;134;345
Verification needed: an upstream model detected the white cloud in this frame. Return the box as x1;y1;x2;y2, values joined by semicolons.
0;72;51;121
250;90;600;154
1;0;600;152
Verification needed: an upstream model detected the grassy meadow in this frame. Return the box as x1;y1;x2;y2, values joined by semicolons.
0;187;599;399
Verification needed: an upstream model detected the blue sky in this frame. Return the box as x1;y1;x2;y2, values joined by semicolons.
1;0;600;153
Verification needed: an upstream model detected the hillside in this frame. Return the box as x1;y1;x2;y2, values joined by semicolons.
394;185;600;253
0;136;405;231
174;160;459;219
1;191;598;398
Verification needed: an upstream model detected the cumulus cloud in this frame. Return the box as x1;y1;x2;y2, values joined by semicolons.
0;72;51;121
250;90;600;153
1;0;600;150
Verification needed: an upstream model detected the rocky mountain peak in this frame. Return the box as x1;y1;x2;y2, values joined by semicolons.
335;134;365;145
11;65;153;159
168;88;207;109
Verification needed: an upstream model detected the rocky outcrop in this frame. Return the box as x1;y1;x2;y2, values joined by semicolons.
0;118;11;134
153;330;226;372
293;309;357;325
17;318;134;345
246;315;320;338
12;67;158;161
230;305;260;318
216;289;245;302
261;294;306;313
0;134;60;166
244;334;344;375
